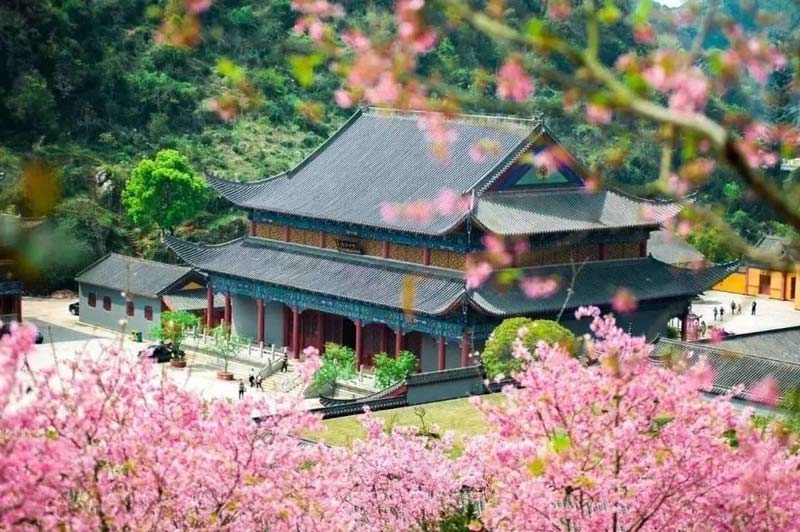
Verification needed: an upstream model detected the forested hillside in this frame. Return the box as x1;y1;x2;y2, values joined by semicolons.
0;0;796;291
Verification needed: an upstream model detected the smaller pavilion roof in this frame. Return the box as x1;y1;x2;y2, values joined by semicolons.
647;229;705;266
471;258;736;317
75;254;201;298
473;190;680;236
748;234;800;270
712;326;800;366
162;289;225;311
651;337;800;405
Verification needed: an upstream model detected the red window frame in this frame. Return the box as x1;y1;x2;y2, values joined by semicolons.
103;296;111;311
144;305;153;321
126;301;134;317
88;293;97;307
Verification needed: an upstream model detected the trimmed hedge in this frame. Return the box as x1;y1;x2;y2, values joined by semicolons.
482;318;575;378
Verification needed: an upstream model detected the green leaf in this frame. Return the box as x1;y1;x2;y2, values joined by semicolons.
632;0;652;25
289;54;323;87
525;18;545;38
597;0;622;24
527;457;546;477
550;429;571;454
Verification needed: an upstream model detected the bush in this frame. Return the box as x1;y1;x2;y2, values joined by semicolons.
311;343;357;390
482;318;575;379
148;310;200;357
374;351;417;388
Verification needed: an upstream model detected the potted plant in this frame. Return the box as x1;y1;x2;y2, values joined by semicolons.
149;310;200;368
209;323;247;380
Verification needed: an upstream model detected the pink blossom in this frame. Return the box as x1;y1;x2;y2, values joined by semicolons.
546;0;571;20
435;189;471;216
748;376;781;407
185;0;213;14
611;287;638;314
585;103;612;125
532;148;560;175
519;276;559;299
633;24;655;44
404;201;436;224
418;112;457;161
739;122;780;168
469;139;502;162
334;89;353;107
643;52;709;112
465;260;492;289
496;57;534;102
380;202;400;222
689;357;717;391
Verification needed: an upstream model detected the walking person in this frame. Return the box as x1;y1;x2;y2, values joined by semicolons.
730;300;736;316
713;307;718;321
280;353;289;373
248;368;255;388
751;300;757;316
238;379;245;400
255;374;263;391
737;303;742;315
719;306;725;320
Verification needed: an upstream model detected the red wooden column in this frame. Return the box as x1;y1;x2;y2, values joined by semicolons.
680;307;689;341
256;299;265;345
15;295;22;323
291;307;301;358
422;247;431;265
248;220;256;236
206;284;214;330
394;327;403;358
639;240;647;257
382;241;390;258
223;292;232;326
437;335;446;371
599;243;608;261
316;311;325;351
319;231;327;248
460;331;471;367
355;319;364;367
379;325;388;354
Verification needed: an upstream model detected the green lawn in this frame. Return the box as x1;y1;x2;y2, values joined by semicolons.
317;394;505;451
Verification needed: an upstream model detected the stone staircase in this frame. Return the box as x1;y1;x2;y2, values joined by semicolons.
261;370;303;395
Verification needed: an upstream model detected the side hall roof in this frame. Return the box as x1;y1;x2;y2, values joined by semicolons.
473;189;680;236
651;337;800;405
75;254;201;298
207;107;541;235
470;258;736;317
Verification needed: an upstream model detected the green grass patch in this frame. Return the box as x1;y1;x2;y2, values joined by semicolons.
317;394;505;453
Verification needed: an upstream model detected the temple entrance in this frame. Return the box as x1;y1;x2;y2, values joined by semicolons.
791;277;796;300
759;273;771;295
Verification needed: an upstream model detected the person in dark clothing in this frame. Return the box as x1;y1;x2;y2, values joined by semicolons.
280;353;289;373
737;303;742;315
752;300;757;316
238;380;245;400
713;307;718;321
719;306;725;320
255;374;263;390
248;369;255;388
730;300;736;315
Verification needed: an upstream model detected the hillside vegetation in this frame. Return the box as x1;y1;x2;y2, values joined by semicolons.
0;0;795;291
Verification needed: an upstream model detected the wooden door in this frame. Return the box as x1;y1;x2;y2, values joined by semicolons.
759;274;771;295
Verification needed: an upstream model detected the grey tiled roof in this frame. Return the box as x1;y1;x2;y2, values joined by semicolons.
164;236;466;316
651;338;800;405
715;327;800;365
75;254;198;298
473;189;680;236
162;289;225;311
749;234;800;269
647;229;705;265
471;258;736;317
207;107;540;235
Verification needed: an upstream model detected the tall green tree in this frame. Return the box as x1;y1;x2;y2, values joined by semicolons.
122;149;207;232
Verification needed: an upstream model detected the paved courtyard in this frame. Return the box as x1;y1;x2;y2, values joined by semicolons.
20;297;320;407
692;290;800;336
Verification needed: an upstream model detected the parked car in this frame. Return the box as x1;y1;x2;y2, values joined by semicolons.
0;323;43;344
68;301;79;316
138;343;173;363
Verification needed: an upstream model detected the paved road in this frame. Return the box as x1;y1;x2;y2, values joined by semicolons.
693;290;800;336
29;318;97;343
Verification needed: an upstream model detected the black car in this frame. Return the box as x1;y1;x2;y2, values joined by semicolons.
138;344;173;363
0;323;44;344
68;301;79;316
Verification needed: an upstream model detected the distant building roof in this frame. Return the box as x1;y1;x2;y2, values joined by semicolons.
647;229;705;266
749;234;800;270
207;107;540;235
473;190;679;237
75;254;202;298
471;258;735;317
652;337;800;406
162;289;224;311
780;157;800;172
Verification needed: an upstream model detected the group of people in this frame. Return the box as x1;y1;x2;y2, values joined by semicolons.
712;300;757;322
237;353;290;400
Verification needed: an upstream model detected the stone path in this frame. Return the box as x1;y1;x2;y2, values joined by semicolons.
692;290;800;336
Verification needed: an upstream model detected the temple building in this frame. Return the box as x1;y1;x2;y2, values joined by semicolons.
166;108;732;371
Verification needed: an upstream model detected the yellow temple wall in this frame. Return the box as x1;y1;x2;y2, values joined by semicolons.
713;272;746;294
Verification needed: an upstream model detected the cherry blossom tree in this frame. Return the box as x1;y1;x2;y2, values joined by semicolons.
463;307;800;531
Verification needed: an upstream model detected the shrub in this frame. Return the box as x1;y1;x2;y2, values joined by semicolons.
374;351;417;388
311;343;357;390
148;310;200;358
482;317;575;378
